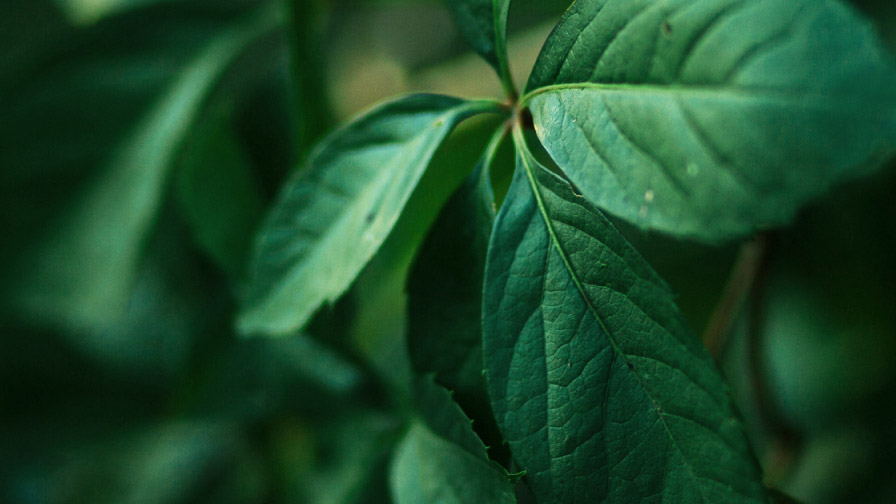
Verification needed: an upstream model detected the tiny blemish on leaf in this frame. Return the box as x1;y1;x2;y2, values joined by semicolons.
365;211;375;223
661;20;672;38
686;163;699;176
639;205;648;218
644;189;655;203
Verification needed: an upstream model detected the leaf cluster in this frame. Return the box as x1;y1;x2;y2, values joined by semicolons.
2;0;895;503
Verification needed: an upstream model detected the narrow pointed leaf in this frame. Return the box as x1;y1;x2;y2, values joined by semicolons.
391;379;516;504
240;94;502;336
407;128;504;401
445;0;515;95
524;0;896;241
481;132;766;502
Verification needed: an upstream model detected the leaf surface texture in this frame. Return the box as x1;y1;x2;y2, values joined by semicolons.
240;94;500;336
525;0;896;240
482;133;767;502
391;379;516;504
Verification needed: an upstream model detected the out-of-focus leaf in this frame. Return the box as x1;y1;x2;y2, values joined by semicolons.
181;334;373;421
1;202;231;395
0;0;68;79
1;421;262;504
481;129;766;502
273;413;401;504
239;94;505;337
761;168;896;430
445;0;500;68
390;379;516;504
0;2;281;331
849;0;896;49
445;0;514;94
175;103;265;281
524;0;896;241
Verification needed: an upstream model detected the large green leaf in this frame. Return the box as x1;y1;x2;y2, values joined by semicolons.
239;94;504;336
445;0;515;95
390;379;516;504
481;128;766;502
523;0;896;241
1;2;279;330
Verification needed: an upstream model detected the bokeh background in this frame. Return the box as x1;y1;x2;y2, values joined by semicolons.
1;0;894;502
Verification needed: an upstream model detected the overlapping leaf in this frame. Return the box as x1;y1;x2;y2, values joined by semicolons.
524;0;896;241
481;131;766;502
391;379;516;504
406;129;503;403
239;94;503;336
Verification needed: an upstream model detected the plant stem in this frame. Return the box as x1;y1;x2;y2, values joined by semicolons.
286;0;332;154
702;235;770;359
744;232;803;487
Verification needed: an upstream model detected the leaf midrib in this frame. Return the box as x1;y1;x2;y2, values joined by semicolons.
520;82;895;121
243;99;508;334
512;125;712;502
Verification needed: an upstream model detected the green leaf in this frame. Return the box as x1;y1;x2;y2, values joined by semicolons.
277;412;400;504
240;94;504;337
390;379;516;504
480;128;767;502
523;0;896;241
1;421;261;504
406;127;504;402
343;114;505;393
175;103;265;281
445;0;515;96
1;2;279;330
0;0;67;80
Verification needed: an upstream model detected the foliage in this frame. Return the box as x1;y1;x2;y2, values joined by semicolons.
1;0;895;503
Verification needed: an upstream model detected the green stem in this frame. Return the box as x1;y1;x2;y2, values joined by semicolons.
493;0;517;100
744;232;803;487
286;0;332;154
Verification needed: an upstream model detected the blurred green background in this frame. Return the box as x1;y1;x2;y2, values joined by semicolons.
1;0;894;502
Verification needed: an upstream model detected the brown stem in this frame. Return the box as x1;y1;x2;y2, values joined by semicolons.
744;232;803;487
702;235;770;359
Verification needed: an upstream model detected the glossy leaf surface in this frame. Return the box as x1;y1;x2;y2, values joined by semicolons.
240;94;502;336
481;132;766;502
391;379;516;504
525;0;896;241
